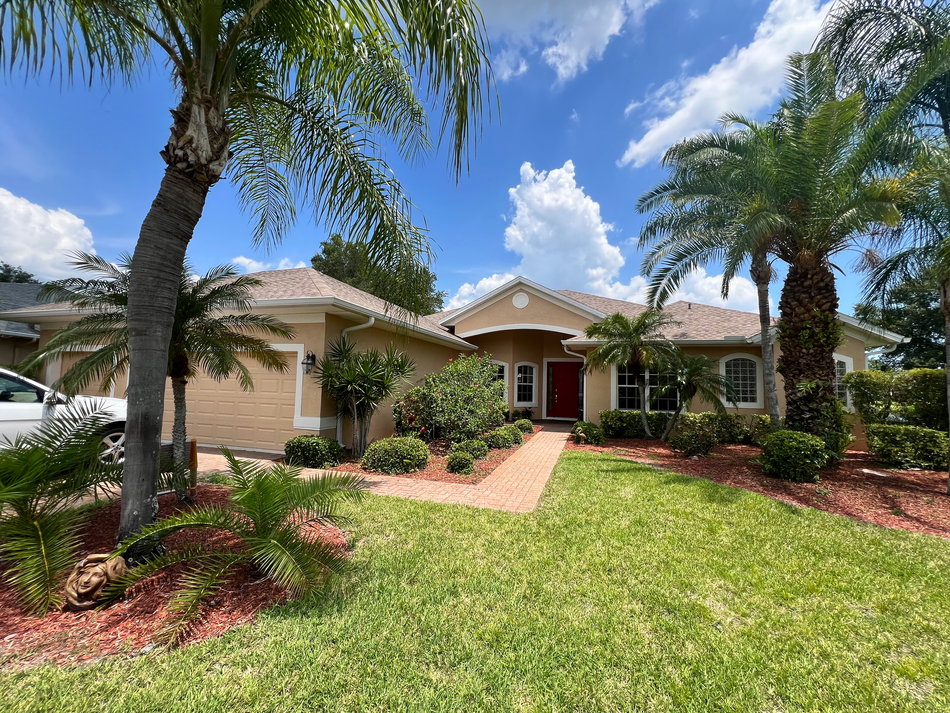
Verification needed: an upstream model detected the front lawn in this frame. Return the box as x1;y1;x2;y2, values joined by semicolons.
3;450;950;711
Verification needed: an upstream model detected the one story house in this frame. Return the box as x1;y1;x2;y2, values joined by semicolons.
0;283;43;366
0;269;906;453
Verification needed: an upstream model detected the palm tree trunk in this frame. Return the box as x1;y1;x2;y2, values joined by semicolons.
357;415;372;457
660;404;684;441
941;280;950;495
171;376;191;503
117;168;209;546
638;375;653;438
751;252;781;429
777;260;840;437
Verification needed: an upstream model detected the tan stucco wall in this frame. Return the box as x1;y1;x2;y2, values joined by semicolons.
0;337;38;367
452;285;594;337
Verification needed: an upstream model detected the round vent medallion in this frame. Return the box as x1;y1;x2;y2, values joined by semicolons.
512;292;530;309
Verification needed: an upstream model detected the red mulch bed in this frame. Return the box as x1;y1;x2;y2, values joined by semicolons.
566;438;950;539
0;486;348;669
332;427;542;485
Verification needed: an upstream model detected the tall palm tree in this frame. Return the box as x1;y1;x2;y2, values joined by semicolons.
582;311;679;439
19;252;294;500
2;0;493;542
315;336;415;456
653;353;740;441
636;121;784;429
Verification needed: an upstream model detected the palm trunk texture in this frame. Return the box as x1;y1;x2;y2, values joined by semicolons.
942;281;950;495
751;253;782;429
776;260;840;437
638;377;653;438
171;376;191;503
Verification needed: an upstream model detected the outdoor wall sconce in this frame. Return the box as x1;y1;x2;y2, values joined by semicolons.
301;350;316;375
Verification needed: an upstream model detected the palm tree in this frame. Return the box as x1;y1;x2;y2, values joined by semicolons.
636;121;784;429
112;449;366;645
2;1;493;542
653;353;740;441
582;311;679;439
19;252;294;500
315;336;415;456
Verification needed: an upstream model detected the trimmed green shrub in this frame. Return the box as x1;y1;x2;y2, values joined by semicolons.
499;424;524;446
893;369;949;431
669;413;718;457
842;370;895;425
446;451;475;475
572;421;606;446
866;424;948;470
450;439;489;460
514;418;534;434
749;415;775;446
759;431;827;483
481;428;517;450
698;413;750;445
283;435;345;468
393;354;507;442
598;410;668;439
647;411;671;438
362;437;430;474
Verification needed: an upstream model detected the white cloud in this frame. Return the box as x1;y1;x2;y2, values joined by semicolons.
447;161;763;313
232;256;306;273
477;0;661;82
619;0;832;167
570;109;581;124
0;188;96;280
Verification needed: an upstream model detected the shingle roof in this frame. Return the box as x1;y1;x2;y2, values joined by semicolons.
0;283;43;339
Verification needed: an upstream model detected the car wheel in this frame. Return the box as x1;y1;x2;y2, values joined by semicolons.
100;427;125;464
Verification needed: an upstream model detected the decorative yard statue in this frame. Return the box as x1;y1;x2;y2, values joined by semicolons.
64;554;128;611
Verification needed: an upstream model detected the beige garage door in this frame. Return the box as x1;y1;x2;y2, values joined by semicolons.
162;359;299;451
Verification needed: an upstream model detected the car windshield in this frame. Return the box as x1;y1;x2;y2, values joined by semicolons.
0;374;44;403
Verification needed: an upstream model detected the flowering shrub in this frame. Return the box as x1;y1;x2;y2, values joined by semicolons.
393;354;506;442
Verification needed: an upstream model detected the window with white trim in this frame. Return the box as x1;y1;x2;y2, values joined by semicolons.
491;360;509;402
834;359;849;403
648;372;679;412
515;362;537;406
616;366;679;411
725;357;758;405
617;364;642;410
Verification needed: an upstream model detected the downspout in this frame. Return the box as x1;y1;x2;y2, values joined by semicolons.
337;316;376;445
563;343;587;421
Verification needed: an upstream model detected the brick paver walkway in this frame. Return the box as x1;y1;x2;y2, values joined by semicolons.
196;427;571;514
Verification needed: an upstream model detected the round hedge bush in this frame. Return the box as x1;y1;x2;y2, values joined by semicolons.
514;418;534;434
572;421;606;446
481;428;516;450
668;413;718;457
759;430;827;483
446;451;475;475
361;437;430;474
500;424;524;446
450;439;489;460
283;435;345;468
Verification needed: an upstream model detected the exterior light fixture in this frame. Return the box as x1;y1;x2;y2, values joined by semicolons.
301;350;316;375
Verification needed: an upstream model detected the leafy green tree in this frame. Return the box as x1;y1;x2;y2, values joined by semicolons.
653;353;739;441
20;253;294;500
315;336;415;456
855;277;945;369
0;263;39;283
582;311;679;439
2;0;493;542
112;449;365;645
0;402;121;615
311;234;446;314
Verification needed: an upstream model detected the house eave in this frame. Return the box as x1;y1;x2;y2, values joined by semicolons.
440;276;605;326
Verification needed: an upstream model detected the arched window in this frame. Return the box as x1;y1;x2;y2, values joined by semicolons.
514;362;538;407
720;354;763;409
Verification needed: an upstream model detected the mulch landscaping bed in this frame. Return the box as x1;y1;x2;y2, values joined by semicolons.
331;427;542;485
0;486;348;669
566;438;950;539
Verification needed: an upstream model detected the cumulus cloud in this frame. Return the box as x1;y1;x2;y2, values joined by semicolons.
0;188;96;280
478;0;661;82
232;256;306;273
447;161;762;313
619;0;832;167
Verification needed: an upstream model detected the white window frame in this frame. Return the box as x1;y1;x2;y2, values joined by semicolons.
833;352;855;410
719;353;764;409
609;366;680;413
491;359;510;405
514;361;539;408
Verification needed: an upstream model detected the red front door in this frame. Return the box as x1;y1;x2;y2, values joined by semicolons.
547;362;581;419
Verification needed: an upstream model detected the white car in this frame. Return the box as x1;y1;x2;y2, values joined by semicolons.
0;367;127;462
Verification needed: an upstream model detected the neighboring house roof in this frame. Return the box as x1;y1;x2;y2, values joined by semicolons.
0;283;43;340
0;268;473;350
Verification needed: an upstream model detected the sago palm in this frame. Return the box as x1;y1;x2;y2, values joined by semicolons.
0;402;122;615
652;353;740;441
20;252;294;500
111;449;366;645
315;336;415;456
582;311;679;438
1;0;493;541
637;120;784;429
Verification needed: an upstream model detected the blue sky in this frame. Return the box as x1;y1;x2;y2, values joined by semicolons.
0;0;854;316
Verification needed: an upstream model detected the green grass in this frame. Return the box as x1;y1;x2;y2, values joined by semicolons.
4;450;950;712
